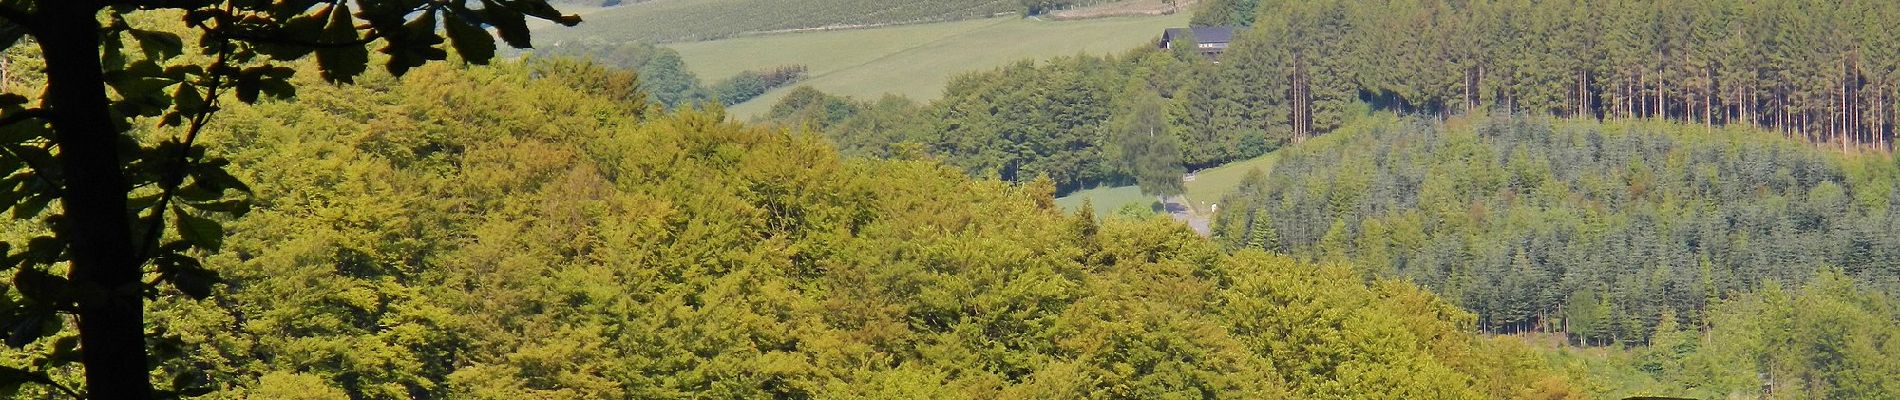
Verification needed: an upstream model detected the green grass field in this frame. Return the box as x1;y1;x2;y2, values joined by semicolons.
1181;152;1279;214
1054;152;1281;218
536;0;1018;43
1054;185;1157;219
666;12;1191;117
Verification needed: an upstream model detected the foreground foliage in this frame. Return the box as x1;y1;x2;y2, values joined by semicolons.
0;60;1579;398
0;0;577;396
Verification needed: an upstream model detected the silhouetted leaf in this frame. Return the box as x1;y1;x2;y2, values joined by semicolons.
11;269;68;305
234;72;261;104
20;236;60;265
157;112;184;128
384;9;446;76
157;254;216;299
128;29;184;61
10;193;48;220
233;66;294;104
264;0;323;18
6;145;55;181
48;335;79;364
315;3;368;83
0;366;38;386
444;10;496;64
184;199;250;216
252;66;298;100
174;182;222;202
0;116;49;143
190;160;251;193
0;23;24;51
483;0;533;48
161;65;204;82
174;210;223;252
0;94;25;108
252;5;327;60
514;0;580;26
171;83;204;115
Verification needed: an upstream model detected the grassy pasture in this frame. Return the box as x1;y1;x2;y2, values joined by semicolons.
1181;152;1280;215
667;12;1191;117
1056;152;1281;219
536;0;1018;43
1054;185;1156;219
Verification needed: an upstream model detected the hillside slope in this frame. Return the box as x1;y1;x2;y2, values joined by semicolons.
0;58;1584;398
1215;114;1900;341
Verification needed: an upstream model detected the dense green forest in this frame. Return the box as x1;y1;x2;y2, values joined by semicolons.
1192;0;1900;149
1540;269;1900;399
0;43;1584;398
1212;113;1900;396
634;0;1900;397
760;0;1900;196
3;0;1898;398
779;66;1900;398
759;1;1900;396
1214;113;1900;339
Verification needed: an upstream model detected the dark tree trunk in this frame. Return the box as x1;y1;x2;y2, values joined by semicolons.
36;2;156;399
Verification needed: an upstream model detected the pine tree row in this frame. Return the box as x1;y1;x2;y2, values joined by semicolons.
1200;0;1900;150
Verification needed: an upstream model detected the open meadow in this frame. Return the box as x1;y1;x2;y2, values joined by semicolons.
1056;151;1281;219
535;0;1019;43
667;13;1191;117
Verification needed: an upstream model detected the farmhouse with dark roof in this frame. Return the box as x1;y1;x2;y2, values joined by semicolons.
1159;27;1237;60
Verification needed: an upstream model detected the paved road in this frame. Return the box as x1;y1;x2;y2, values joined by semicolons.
1160;195;1211;237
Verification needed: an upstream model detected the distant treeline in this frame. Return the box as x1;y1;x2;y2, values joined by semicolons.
1017;0;1143;16
535;39;804;108
770;48;1263;195
711;64;807;106
1196;0;1900;149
